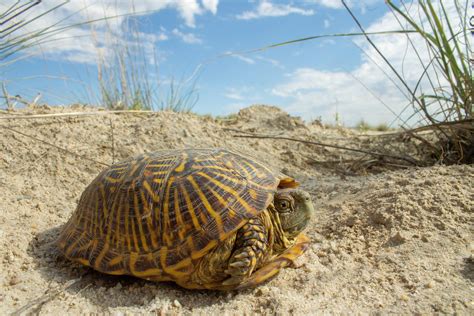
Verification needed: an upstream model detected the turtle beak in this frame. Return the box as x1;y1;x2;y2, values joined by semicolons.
288;190;314;235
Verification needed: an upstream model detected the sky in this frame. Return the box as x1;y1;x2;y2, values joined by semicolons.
1;0;469;126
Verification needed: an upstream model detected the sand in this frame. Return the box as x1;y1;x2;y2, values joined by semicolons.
0;105;472;315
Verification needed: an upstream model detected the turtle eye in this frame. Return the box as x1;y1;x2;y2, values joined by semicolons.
277;200;290;211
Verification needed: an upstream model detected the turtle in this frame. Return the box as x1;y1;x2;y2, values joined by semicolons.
57;148;314;290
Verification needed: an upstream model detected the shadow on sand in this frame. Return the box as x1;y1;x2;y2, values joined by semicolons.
25;226;241;313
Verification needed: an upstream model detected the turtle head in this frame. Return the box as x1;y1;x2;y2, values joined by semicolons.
273;189;314;239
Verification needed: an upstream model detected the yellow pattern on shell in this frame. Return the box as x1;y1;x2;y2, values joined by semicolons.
56;148;291;284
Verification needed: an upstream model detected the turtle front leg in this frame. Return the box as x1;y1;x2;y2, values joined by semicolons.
236;233;310;289
222;218;268;286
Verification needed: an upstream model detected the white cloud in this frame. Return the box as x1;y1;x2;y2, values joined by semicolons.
237;0;314;20
273;68;404;125
229;53;283;68
172;28;203;44
273;1;461;126
306;0;344;9
223;86;262;107
231;54;256;64
3;0;217;64
202;0;219;14
255;56;283;68
175;0;202;28
224;88;245;100
305;0;381;10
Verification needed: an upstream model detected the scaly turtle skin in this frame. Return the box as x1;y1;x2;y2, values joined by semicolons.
57;148;314;290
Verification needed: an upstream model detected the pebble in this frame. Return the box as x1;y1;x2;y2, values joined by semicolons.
400;293;409;302
173;299;182;308
316;251;327;258
16;195;32;201
389;231;407;245
9;275;21;286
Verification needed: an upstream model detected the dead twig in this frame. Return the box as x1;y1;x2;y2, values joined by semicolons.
109;117;116;164
351;119;474;139
231;133;421;166
2;83;13;110
0;110;155;120
223;127;285;137
0;125;110;167
31;93;42;107
11;278;82;316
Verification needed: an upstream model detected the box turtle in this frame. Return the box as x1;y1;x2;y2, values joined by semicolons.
57;148;314;290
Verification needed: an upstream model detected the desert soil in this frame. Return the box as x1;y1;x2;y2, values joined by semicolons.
0;105;472;315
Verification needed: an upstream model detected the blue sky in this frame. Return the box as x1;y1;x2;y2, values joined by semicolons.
1;0;461;125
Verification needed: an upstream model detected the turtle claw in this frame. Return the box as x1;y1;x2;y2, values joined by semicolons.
229;260;249;268
233;252;249;259
222;275;245;286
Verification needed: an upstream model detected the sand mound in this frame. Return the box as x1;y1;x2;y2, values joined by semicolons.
0;105;472;314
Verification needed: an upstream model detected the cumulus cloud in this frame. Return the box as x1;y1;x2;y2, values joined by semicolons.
273;1;460;126
202;0;219;14
3;0;217;64
273;68;404;125
237;0;314;20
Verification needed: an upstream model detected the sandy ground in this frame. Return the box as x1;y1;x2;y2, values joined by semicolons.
0;105;472;315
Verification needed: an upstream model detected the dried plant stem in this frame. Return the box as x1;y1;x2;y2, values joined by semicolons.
231;132;420;166
0;110;155;120
11;278;82;316
109;117;116;164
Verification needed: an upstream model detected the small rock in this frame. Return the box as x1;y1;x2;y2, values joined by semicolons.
4;251;14;264
9;275;21;286
387;231;407;246
316;251;327;258
425;281;435;289
16;195;32;201
311;233;324;243
255;288;265;297
173;299;182;308
400;293;409;302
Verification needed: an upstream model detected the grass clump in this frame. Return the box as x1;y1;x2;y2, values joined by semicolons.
95;17;198;112
355;120;392;132
1;2;198;113
355;120;371;131
345;0;472;164
0;1;68;65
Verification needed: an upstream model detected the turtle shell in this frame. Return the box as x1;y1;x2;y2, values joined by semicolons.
57;148;297;281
